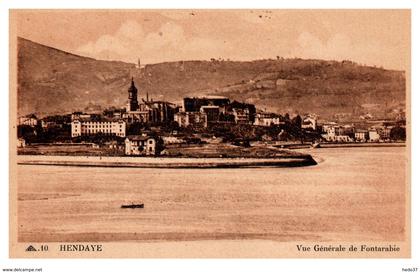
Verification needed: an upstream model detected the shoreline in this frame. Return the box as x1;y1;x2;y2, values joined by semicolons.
317;142;406;149
16;154;317;168
276;142;406;150
15;143;406;168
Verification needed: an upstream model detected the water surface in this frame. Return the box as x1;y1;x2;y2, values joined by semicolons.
17;147;407;242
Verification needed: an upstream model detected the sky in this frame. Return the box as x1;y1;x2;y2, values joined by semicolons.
13;9;410;71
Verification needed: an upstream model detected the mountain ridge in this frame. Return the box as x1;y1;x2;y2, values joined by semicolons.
17;37;406;121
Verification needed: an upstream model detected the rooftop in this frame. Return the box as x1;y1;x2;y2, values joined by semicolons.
73;117;124;122
185;95;229;100
127;135;154;141
200;105;220;109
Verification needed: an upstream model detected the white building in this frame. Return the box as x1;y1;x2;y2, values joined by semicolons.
232;108;250;124
322;125;337;138
368;129;380;142
378;126;393;140
354;129;368;142
254;112;281;127
302;115;317;130
161;136;186;145
71;119;126;137
174;111;207;128
322;123;354;138
322;122;337;133
17;138;26;147
18;114;38;127
322;134;353;142
125;135;157;156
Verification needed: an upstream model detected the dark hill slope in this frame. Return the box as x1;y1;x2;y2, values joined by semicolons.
17;37;135;115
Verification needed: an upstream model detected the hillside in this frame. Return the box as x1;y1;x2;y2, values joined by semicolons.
17;37;135;116
17;37;406;120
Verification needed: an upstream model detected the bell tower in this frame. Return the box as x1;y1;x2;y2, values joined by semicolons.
127;77;139;112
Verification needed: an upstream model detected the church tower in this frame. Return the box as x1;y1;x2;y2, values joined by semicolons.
127;77;139;112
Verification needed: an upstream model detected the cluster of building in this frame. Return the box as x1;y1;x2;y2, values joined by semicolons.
70;78;179;140
19;113;74;129
174;95;285;128
19;77;290;146
61;78;289;155
18;76;405;156
295;114;402;143
174;96;255;128
320;121;398;142
68;78;178;155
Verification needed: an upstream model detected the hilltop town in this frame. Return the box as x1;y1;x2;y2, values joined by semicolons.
16;38;406;157
17;73;406;157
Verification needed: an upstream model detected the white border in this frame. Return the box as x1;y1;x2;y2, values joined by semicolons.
0;0;417;271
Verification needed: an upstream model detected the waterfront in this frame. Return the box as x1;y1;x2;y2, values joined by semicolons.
17;147;407;243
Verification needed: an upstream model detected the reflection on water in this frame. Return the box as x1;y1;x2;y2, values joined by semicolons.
17;147;407;242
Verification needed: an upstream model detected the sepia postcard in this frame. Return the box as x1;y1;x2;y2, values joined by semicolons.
9;9;410;258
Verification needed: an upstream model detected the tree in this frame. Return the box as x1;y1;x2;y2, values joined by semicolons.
292;115;302;128
291;115;303;143
127;122;149;135
17;125;35;139
390;126;406;141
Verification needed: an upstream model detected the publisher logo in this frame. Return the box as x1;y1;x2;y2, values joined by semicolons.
25;245;37;252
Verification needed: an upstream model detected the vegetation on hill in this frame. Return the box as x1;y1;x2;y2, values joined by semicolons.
18;37;406;121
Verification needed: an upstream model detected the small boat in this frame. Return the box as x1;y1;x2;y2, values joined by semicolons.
121;203;144;209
